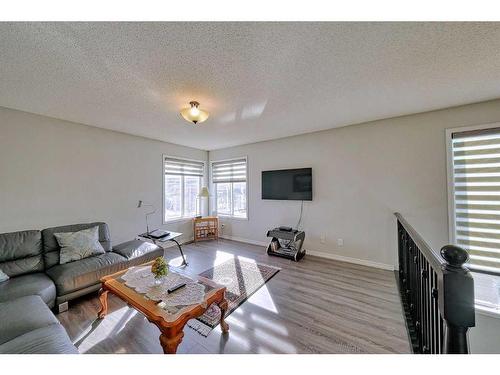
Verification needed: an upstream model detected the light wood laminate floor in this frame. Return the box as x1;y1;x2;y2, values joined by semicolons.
57;239;411;354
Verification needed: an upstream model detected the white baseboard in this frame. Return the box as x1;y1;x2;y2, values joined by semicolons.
220;235;268;247
219;235;395;271
306;250;395;271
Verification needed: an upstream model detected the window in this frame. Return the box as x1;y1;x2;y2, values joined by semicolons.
212;158;248;218
164;156;204;222
448;125;500;274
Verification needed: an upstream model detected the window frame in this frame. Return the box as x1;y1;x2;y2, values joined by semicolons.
446;122;500;245
446;122;500;314
162;155;206;224
210;156;249;220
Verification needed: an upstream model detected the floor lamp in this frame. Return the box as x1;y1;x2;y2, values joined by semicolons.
198;187;210;217
137;200;155;235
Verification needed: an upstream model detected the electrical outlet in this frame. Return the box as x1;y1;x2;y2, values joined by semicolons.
337;238;344;247
320;235;326;244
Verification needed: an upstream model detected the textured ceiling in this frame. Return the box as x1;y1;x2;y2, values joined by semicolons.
1;22;500;150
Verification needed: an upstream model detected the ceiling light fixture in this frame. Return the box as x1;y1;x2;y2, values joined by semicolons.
180;101;209;124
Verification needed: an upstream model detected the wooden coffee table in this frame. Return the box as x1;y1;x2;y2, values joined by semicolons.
97;261;229;354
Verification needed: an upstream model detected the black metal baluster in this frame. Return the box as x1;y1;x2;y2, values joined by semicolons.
410;241;416;338
436;272;442;354
421;253;427;353
427;263;433;353
439;314;444;353
430;270;434;353
416;243;421;350
421;257;429;354
394;214;475;354
418;251;424;352
408;241;413;321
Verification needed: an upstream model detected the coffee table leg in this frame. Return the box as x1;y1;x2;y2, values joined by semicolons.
218;299;230;334
159;330;184;354
97;288;109;318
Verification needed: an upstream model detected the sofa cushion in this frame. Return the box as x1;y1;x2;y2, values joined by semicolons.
42;222;112;269
0;324;78;354
46;252;127;295
0;230;44;277
0;295;58;345
0;272;56;308
55;226;106;265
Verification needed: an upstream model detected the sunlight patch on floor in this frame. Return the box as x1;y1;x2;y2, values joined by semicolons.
253;327;297;353
214;250;236;265
234;255;279;314
222;331;251;351
168;256;186;267
250;313;289;336
232;306;244;315
236;255;257;263
247;285;278;313
75;306;137;353
226;315;247;329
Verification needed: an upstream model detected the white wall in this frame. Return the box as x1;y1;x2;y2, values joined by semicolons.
0;106;208;245
209;99;500;268
469;310;500;353
209;99;500;353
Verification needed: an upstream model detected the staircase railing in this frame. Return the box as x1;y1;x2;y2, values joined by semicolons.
395;212;475;354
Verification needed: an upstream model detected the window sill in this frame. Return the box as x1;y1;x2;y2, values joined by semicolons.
163;217;196;224
476;304;500;319
472;272;500;318
217;215;249;221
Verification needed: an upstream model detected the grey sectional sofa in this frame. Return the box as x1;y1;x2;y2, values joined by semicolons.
0;229;56;307
0;296;78;354
41;222;162;309
0;222;162;354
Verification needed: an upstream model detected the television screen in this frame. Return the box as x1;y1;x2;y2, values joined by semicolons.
262;168;312;200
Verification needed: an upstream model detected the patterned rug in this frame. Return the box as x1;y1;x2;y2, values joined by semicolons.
187;258;280;336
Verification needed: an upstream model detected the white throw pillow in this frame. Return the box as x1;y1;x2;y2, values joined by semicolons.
55;226;105;265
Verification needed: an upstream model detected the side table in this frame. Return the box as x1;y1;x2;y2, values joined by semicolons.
137;231;188;267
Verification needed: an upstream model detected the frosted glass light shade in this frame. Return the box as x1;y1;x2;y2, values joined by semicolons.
180;101;209;124
199;186;210;197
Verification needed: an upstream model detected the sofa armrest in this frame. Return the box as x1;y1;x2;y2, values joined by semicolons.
112;239;160;260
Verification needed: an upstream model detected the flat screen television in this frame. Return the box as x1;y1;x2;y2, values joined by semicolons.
262;168;312;201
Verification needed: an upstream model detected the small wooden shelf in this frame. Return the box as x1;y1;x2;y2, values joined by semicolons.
193;216;219;242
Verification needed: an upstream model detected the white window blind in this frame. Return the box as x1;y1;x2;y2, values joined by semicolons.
163;156;204;221
164;157;204;177
212;158;247;183
451;127;500;273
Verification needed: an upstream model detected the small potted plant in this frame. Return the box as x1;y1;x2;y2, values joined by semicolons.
151;257;168;285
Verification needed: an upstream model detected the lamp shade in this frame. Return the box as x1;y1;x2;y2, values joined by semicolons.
180;101;209;124
198;187;210;197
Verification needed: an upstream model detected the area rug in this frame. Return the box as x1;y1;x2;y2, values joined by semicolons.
187;258;280;336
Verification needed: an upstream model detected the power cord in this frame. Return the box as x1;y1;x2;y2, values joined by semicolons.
295;200;304;230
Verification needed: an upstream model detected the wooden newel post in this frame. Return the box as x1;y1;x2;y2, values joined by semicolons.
439;245;475;354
